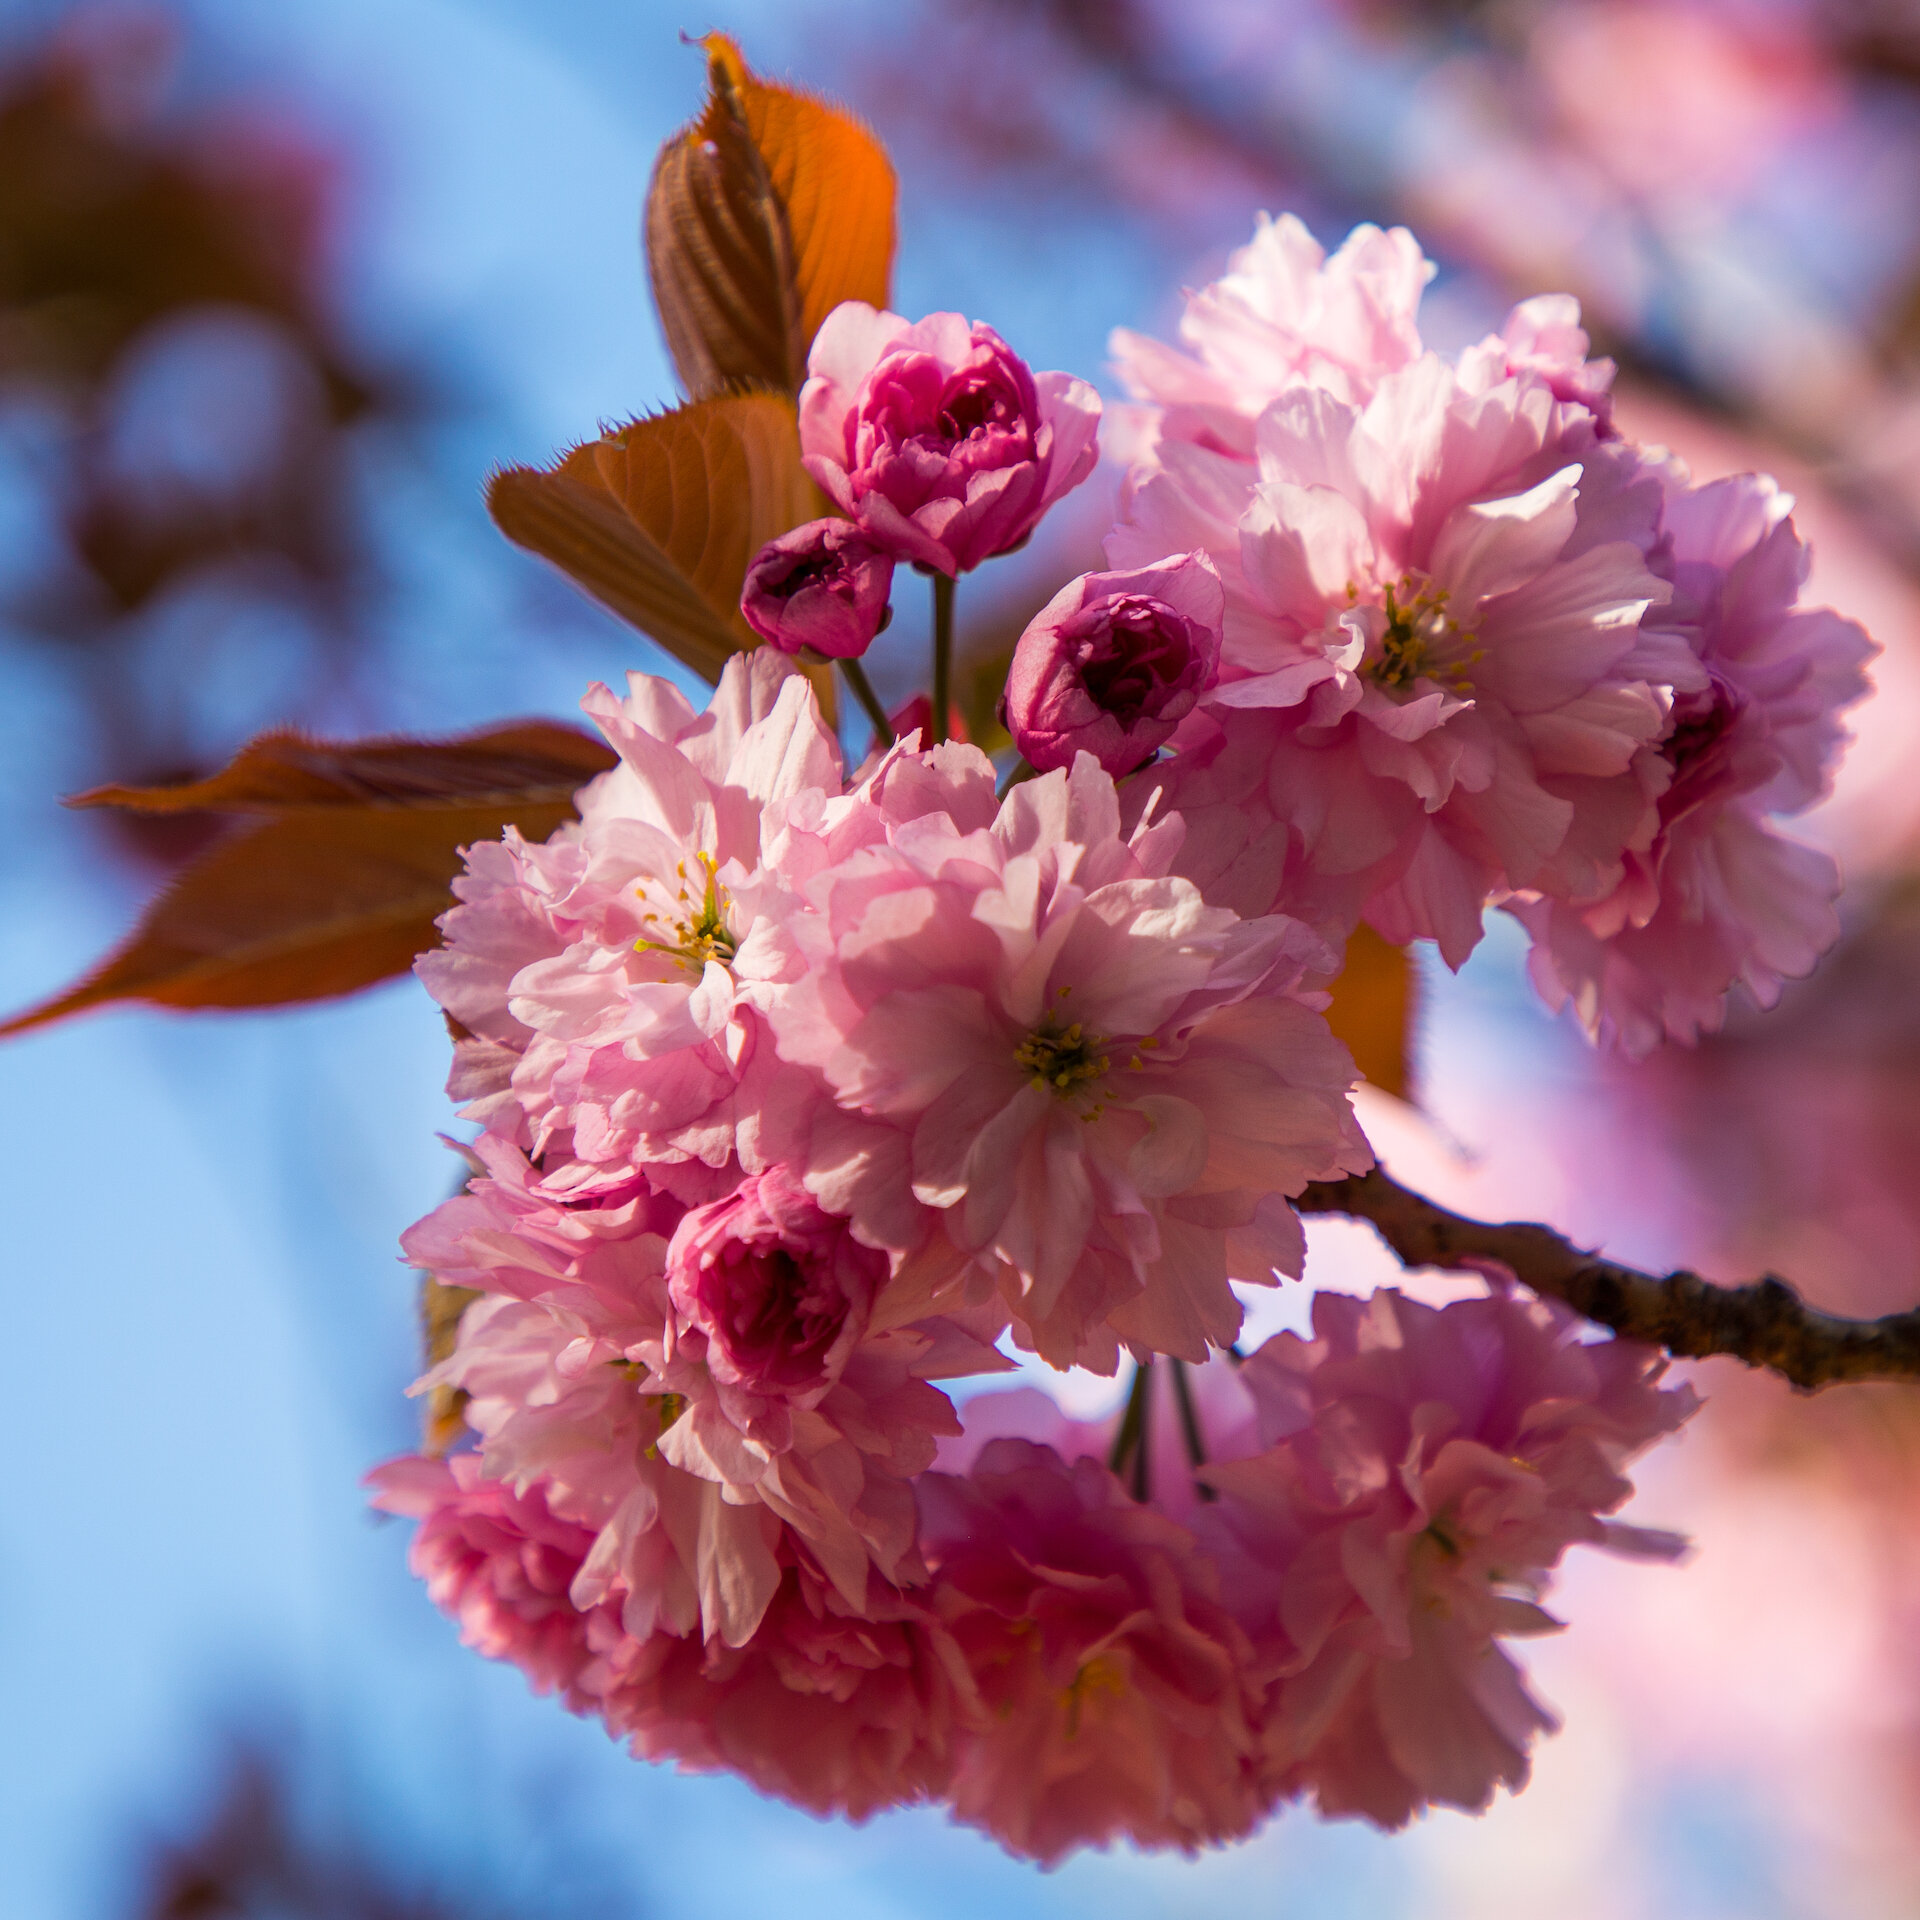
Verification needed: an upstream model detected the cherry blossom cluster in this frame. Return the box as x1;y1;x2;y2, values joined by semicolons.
372;211;1875;1855
1108;215;1876;1049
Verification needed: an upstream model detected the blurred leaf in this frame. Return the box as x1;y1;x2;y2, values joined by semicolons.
0;722;615;1037
70;719;616;812
420;1273;479;1456
645;33;896;397
487;392;825;683
1325;923;1418;1099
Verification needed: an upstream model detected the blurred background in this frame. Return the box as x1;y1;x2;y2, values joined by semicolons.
2;0;1918;1913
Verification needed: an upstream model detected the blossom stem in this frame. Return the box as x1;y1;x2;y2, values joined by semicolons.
839;657;894;747
1168;1359;1217;1500
1107;1359;1153;1496
1296;1166;1920;1392
930;572;955;745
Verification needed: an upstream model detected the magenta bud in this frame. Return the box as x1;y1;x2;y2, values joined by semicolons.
740;518;895;659
799;304;1102;577
999;552;1224;776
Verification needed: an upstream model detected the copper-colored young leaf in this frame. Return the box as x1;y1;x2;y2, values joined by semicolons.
1325;923;1420;1100
645;33;896;397
1;723;615;1039
68;719;616;813
487;392;824;682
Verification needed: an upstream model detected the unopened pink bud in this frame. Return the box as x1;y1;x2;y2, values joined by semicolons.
1000;552;1223;776
740;517;894;659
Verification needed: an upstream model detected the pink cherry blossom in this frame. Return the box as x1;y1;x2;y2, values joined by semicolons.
411;1150;1006;1639
1111;214;1434;455
1199;1288;1697;1827
1513;470;1876;1053
667;1165;887;1401
1117;701;1387;955
1111;328;1696;964
643;1168;1010;1605
1458;293;1619;429
799;302;1101;576
369;1451;610;1705
769;749;1373;1371
416;648;848;1206
374;1454;967;1821
1000;552;1223;777
919;1438;1267;1862
597;1553;969;1820
740;517;894;659
431;1289;757;1641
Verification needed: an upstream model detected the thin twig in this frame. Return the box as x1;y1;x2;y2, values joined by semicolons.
839;657;894;747
1129;1361;1153;1501
1108;1358;1153;1493
1167;1358;1217;1500
1295;1167;1920;1392
930;572;955;745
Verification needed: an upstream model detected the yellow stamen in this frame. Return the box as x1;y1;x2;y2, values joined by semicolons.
643;1390;689;1459
636;851;738;973
1061;1653;1127;1738
1366;575;1478;693
1015;1014;1111;1102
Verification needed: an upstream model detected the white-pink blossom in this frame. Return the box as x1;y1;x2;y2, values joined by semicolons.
1111;348;1694;964
416;648;848;1206
1111;214;1434;456
770;749;1372;1371
1110;215;1695;965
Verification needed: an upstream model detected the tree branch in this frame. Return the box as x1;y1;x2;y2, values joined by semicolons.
1295;1167;1920;1392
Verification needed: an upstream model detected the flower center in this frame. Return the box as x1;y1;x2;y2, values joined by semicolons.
643;1389;688;1460
636;853;738;972
1360;576;1479;692
1060;1652;1127;1738
1015;1012;1111;1100
761;550;838;599
938;369;1022;446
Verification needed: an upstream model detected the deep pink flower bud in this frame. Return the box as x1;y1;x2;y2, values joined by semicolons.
800;302;1101;577
1000;553;1224;775
666;1167;887;1401
740;517;895;659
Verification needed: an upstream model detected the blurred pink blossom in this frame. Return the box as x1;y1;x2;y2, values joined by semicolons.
1532;4;1842;203
1112;214;1433;452
369;1452;610;1704
1514;469;1876;1052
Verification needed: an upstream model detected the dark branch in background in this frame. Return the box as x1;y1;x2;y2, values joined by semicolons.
1297;1168;1920;1392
